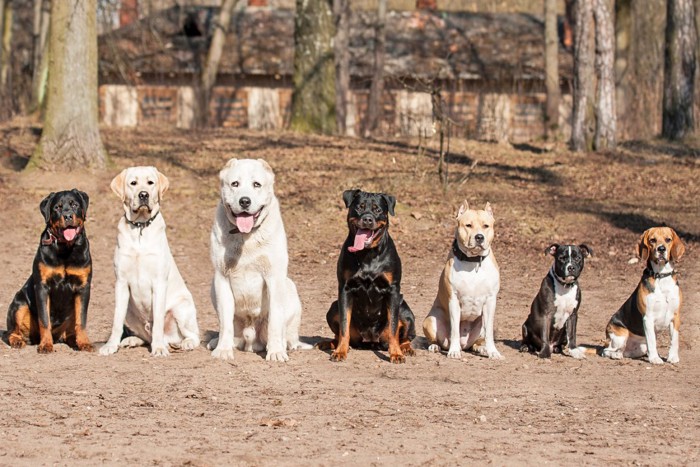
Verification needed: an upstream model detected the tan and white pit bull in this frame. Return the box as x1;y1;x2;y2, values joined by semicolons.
423;201;503;359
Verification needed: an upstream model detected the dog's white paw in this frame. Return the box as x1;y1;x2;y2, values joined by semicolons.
211;346;235;360
648;355;664;365
428;344;441;353
180;337;199;351
667;354;680;364
481;347;503;360
266;350;289;362
288;341;313;351
603;349;622;360
567;347;586;359
447;348;462;359
150;345;170;357
119;336;145;348
99;342;119;356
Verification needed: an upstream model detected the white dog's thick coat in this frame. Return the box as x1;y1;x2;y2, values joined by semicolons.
101;166;200;357
209;158;309;361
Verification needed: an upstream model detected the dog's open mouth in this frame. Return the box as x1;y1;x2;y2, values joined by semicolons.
61;226;81;242
348;228;379;252
231;208;262;234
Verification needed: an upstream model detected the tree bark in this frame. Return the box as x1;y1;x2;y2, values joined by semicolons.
662;0;696;140
195;0;239;128
363;0;386;138
291;0;336;134
31;0;50;113
0;0;12;91
593;0;616;149
334;0;350;136
570;0;595;152
544;0;560;138
30;0;107;170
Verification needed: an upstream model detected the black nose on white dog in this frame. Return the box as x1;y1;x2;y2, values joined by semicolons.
239;197;251;209
475;233;485;244
138;191;149;203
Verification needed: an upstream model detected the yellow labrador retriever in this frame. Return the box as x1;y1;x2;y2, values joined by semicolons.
100;166;200;357
208;158;311;362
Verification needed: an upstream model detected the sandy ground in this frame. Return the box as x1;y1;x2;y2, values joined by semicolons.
0;127;698;466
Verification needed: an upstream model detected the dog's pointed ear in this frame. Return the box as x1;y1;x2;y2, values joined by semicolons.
39;192;56;224
670;229;685;262
545;244;559;256
637;229;651;262
579;244;593;258
456;200;469;218
71;189;90;217
342;189;361;208
156;169;169;200
382;194;396;216
484;202;494;218
110;169;127;202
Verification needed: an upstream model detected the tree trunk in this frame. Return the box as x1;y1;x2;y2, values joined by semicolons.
195;0;238;128
593;0;616;149
29;0;107;170
334;0;350;136
31;0;50;113
290;0;336;134
662;0;696;140
544;0;560;138
363;0;386;138
0;0;12;91
570;0;595;152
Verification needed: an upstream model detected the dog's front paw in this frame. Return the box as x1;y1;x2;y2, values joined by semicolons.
330;349;347;362
667;354;680;364
266;350;289;362
8;334;26;349
99;342;119;356
400;342;415;357
428;344;441;353
37;342;54;354
648;355;664;365
150;345;170;357
211;346;235;360
602;348;622;360
447;348;462;359
119;336;145;348
180;337;199;351
390;352;406;364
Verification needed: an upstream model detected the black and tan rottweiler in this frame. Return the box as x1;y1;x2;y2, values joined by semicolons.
6;189;93;353
320;189;416;363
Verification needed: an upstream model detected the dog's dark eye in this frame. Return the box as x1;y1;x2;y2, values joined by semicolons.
465;224;472;228
231;181;239;188
665;238;671;243
147;180;154;185
360;203;366;210
130;181;137;186
483;224;490;229
649;238;656;244
253;182;261;188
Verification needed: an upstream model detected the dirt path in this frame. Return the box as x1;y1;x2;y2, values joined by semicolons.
0;128;698;465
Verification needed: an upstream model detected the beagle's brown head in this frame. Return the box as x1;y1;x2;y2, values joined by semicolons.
638;227;685;264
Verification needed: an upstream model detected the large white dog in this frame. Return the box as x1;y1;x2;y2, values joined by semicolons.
100;166;200;357
208;158;310;361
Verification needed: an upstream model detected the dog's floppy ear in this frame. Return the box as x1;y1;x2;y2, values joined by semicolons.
637;229;651;262
110;169;127;202
545;243;559;256
156;169;169;200
39;192;56;224
342;189;361;208
669;228;685;262
220;158;238;181
381;194;396;216
456;200;469;218
71;189;90;217
578;244;593;258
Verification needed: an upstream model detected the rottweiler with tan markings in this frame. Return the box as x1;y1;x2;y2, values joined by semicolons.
319;189;416;364
5;190;93;353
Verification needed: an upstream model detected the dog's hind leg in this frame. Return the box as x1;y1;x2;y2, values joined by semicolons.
170;298;200;351
423;303;450;352
398;300;416;356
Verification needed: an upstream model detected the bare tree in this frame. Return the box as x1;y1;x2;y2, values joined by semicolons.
544;0;560;138
0;0;12;91
662;0;697;140
363;0;386;138
291;0;336;134
334;0;350;135
593;0;616;149
570;0;595;151
29;0;107;170
196;0;239;128
32;0;50;113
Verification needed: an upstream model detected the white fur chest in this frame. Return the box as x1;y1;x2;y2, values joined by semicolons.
450;256;500;319
552;280;579;330
646;275;680;330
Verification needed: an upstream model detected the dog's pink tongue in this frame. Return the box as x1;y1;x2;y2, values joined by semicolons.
236;213;255;233
63;228;77;241
348;229;372;252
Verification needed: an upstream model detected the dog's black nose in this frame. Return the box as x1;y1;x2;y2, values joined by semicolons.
360;215;375;229
138;191;149;201
239;197;251;209
475;233;485;243
567;264;575;273
658;245;666;253
63;214;72;222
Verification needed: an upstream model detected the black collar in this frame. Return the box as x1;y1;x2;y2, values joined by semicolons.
644;268;676;280
549;268;577;288
125;210;159;236
452;239;488;264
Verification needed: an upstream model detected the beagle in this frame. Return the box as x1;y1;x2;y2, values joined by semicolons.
603;227;686;364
